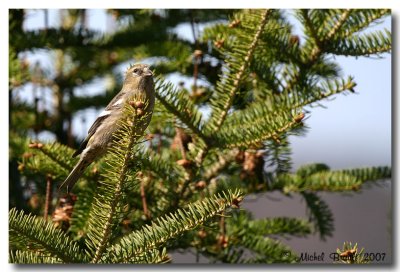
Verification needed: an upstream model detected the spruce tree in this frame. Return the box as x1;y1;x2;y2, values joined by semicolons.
9;9;391;264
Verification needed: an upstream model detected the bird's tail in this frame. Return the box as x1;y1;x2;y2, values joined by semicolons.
59;159;91;193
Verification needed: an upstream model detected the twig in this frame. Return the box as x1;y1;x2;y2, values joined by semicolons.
218;215;227;249
195;10;271;165
212;9;271;132
91;107;141;263
193;55;199;94
204;149;240;180
220;215;226;237
44;174;52;221
175;127;187;160
140;178;150;219
157;133;162;154
190;10;201;104
325;9;351;41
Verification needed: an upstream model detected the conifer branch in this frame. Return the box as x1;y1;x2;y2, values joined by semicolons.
297;162;330;175
140;178;150;219
299;10;323;59
301;192;334;240
103;189;244;263
133;148;187;192
44;174;52;221
69;184;96;237
23;142;95;181
204;149;240;180
9;250;62;264
335;242;370;264
194;10;272;165
175;126;187;160
87;101;150;263
325;9;351;41
283;10;325;93
264;135;293;174
194;145;209;166
338;166;391;181
225;77;356;128
328;29;391;56
209;10;271;132
9;208;87;263
115;248;170;264
271;165;390;192
155;79;207;141
246;217;311;237
338;9;390;38
238;234;298;263
90;170;124;263
27;142;74;175
213;112;303;149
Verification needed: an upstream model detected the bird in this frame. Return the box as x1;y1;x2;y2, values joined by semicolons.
59;63;155;193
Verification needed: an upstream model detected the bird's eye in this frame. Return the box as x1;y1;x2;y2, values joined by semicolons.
133;68;139;74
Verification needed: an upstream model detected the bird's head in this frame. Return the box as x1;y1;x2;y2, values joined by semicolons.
124;63;154;89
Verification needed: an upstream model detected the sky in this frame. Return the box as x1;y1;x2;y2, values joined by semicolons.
19;9;391;171
285;10;391;170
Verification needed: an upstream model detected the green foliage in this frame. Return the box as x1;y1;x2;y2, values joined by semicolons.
264;135;294;174
9;47;29;88
10;87;245;264
68;183;96;238
329;29;391;56
9;188;242;264
84;103;145;261
21;142;85;180
301;192;334;240
272;164;391;192
212;109;302;148
104;189;244;263
9;9;391;264
335;241;370;264
9;208;88;263
204;10;272;132
136;147;186;185
19;141;100;199
214;211;311;263
298;9;391;58
9;250;62;264
239;234;298;263
239;217;311;237
155;78;206;139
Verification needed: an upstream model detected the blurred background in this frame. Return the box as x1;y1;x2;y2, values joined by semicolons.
9;9;391;263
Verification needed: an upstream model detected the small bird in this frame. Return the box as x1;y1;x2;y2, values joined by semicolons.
59;64;155;193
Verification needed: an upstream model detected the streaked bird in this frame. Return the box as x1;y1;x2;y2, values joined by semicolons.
59;64;155;193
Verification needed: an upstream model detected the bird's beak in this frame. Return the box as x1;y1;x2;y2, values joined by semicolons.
143;67;153;77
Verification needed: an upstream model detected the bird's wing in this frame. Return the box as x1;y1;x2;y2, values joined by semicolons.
72;114;109;157
72;91;126;158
